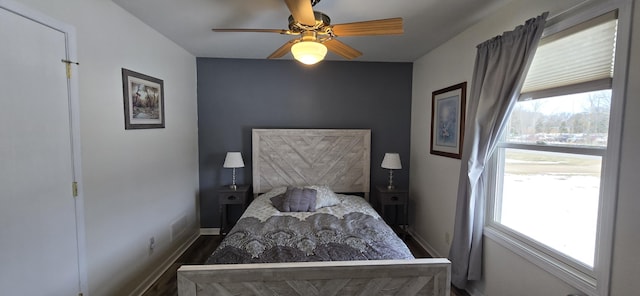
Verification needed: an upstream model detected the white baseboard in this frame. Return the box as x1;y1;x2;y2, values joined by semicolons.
199;228;221;235
129;230;200;296
408;228;443;258
407;229;482;296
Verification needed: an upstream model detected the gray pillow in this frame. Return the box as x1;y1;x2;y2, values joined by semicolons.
271;187;317;212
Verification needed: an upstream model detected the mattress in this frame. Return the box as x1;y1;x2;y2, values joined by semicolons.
206;187;414;264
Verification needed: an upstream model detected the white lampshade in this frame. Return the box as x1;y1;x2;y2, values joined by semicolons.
223;152;244;168
381;153;402;170
291;41;327;65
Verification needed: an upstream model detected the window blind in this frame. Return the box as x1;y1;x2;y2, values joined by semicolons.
520;11;617;98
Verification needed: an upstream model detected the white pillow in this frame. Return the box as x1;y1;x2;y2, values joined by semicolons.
306;185;340;209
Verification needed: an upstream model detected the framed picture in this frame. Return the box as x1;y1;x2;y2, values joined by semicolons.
122;68;165;129
430;82;466;159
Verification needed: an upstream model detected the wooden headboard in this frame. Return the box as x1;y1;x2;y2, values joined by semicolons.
252;129;371;198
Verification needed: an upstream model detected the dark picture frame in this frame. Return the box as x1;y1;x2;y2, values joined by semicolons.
430;82;466;159
122;68;165;129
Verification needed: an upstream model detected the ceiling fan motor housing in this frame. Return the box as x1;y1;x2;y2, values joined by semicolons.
288;11;331;34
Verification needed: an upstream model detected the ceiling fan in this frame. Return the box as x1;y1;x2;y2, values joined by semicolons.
212;0;403;65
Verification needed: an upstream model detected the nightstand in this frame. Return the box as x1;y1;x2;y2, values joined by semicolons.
218;185;250;235
375;186;409;238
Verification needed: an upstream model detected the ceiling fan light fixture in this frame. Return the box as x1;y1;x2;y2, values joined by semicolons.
291;41;327;65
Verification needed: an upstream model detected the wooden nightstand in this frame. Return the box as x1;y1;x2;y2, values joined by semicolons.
218;185;250;235
375;186;409;238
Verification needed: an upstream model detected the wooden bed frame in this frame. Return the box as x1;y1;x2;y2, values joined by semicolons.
178;129;451;296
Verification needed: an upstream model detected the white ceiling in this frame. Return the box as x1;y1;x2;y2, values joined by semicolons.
112;0;513;62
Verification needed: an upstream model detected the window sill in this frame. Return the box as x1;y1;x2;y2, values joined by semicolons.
484;225;598;296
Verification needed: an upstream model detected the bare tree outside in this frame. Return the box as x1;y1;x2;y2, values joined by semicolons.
506;90;611;147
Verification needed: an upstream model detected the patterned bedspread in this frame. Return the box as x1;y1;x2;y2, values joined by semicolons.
206;188;414;264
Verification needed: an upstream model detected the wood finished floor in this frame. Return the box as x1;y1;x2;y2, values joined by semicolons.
142;234;469;296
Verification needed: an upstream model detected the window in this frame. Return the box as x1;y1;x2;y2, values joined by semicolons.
485;2;630;295
497;90;609;269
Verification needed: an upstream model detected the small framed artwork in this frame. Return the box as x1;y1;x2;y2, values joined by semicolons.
430;82;466;159
122;68;165;129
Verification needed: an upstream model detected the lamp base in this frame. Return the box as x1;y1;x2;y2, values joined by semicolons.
230;167;238;190
387;169;395;191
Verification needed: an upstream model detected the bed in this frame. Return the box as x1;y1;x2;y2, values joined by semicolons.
178;129;451;296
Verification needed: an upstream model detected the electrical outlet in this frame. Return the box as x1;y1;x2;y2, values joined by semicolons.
149;237;155;253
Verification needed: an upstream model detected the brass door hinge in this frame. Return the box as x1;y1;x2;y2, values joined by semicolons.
61;59;79;78
72;182;78;197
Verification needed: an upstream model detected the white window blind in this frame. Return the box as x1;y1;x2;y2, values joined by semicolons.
521;11;617;97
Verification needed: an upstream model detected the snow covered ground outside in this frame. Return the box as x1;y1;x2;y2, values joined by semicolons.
500;173;599;267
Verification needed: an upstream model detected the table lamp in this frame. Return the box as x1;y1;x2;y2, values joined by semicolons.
381;153;402;190
223;152;244;190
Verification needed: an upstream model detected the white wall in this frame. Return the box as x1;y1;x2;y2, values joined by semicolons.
410;0;640;295
13;0;199;295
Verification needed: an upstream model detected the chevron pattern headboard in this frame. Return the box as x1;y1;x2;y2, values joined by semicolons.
252;129;371;197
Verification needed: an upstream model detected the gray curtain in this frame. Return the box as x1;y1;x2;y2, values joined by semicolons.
448;12;548;289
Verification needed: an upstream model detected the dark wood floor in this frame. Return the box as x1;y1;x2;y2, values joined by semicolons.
142;234;469;296
141;235;222;296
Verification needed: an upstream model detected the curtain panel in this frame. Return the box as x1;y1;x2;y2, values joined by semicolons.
448;12;548;289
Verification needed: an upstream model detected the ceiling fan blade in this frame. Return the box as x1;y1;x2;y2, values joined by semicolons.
332;17;403;36
212;28;289;34
284;0;316;26
268;40;297;59
324;39;362;60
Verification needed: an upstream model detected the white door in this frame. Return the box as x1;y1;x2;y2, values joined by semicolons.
0;2;85;295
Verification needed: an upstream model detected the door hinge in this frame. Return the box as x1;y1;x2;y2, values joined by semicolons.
61;59;79;78
72;182;78;197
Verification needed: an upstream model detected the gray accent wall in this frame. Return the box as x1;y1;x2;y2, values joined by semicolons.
197;58;412;228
